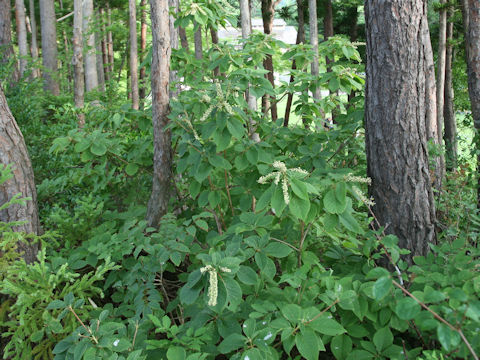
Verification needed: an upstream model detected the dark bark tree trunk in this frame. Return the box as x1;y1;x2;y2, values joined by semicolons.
179;26;188;51
95;9;105;92
15;0;29;77
194;24;202;60
283;0;305;127
365;0;437;260
72;0;84;126
39;0;60;94
107;4;114;75
461;0;480;205
146;0;172;227
129;0;139;109
1;0;20;83
28;0;39;78
324;0;333;64
261;0;278;121
210;26;220;77
139;0;147;105
100;8;109;82
444;7;457;170
0;85;40;263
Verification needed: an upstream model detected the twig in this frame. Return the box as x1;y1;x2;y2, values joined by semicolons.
68;306;98;344
271;237;299;252
392;279;479;360
224;168;234;216
298;222;312;267
304;298;340;325
131;321;139;349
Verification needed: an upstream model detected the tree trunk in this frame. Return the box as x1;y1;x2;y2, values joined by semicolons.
436;0;447;175
0;85;40;263
146;0;172;227
261;0;278;121
240;0;260;142
179;26;188;51
194;25;202;60
107;4;114;75
139;0;147;105
210;26;220;77
283;0;305;127
39;0;59;94
365;0;437;260
83;0;98;92
169;0;179;97
15;0;29;77
95;9;105;92
324;0;333;63
100;8;109;82
1;0;20;83
309;0;320;101
72;0;84;126
28;0;39;78
461;0;480;205
444;7;457;170
129;0;139;109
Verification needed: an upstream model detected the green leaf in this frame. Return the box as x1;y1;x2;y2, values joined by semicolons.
214;128;231;151
224;277;242;310
246;147;258;165
194;219;208;232
437;324;460;351
125;163;139;176
335;182;347;203
339;210;363;234
290;178;309;200
127;350;144;360
237;266;258;285
90;142;107;156
208;191;221;208
281;304;302;323
234;154;249;171
331;335;352;360
256;184;275;212
346;350;375;360
289;195;310;221
395;297;421;320
271;185;286;216
295;329;320;360
208;154;232;170
74;139;90;153
373;327;393;352
194;162;212;182
30;329;44;342
189;181;202;199
46;300;66;310
310;317;346;336
167;346;186;360
264;242;293;258
373;276;392;301
218;333;247;354
324;189;347;214
227;118;246;139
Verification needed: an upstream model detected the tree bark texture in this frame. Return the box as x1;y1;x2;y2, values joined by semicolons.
15;0;29;77
210;26;220;77
194;24;203;60
283;0;305;127
461;0;480;205
39;0;59;94
261;0;278;121
364;0;437;259
0;85;39;263
169;0;179;97
324;0;333;66
82;0;98;92
0;0;19;83
437;0;447;145
146;0;172;227
129;0;139;109
139;0;147;104
309;0;320;101
72;0;85;126
95;9;105;92
444;7;457;170
28;0;39;78
179;26;188;51
107;4;114;75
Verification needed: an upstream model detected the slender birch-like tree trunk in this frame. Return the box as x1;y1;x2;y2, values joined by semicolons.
107;4;114;75
100;8;109;81
0;85;40;263
95;9;105;92
28;0;39;78
83;0;98;91
436;0;447;179
194;25;202;60
146;0;172;227
72;0;85;126
15;0;29;77
129;0;139;109
39;0;59;94
309;0;320;101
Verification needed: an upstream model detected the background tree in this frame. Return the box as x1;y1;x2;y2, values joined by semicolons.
146;0;172;227
129;0;139;109
28;0;39;78
83;0;98;92
15;0;29;77
39;0;60;94
365;0;437;259
0;85;40;263
309;0;320;101
72;0;85;126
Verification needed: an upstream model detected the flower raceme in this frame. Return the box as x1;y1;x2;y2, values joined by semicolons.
257;161;309;205
200;265;231;307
